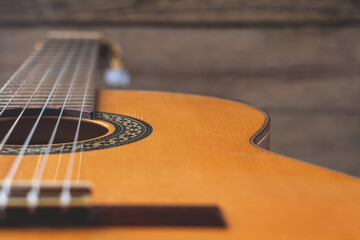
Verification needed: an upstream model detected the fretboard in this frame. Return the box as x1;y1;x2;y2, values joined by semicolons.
0;31;101;119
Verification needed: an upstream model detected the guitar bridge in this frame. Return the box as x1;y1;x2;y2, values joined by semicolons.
0;182;225;227
0;181;92;208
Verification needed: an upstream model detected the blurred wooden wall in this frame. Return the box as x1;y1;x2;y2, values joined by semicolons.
1;0;360;26
0;0;359;176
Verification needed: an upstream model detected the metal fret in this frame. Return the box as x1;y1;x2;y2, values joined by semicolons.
0;32;100;119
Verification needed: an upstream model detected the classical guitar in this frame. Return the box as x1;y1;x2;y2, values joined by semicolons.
0;31;359;239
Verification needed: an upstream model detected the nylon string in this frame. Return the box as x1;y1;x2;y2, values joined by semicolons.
27;40;92;209
53;145;65;181
0;40;81;209
0;41;52;117
76;142;84;182
0;67;57;151
60;42;98;207
0;41;67;151
0;46;42;95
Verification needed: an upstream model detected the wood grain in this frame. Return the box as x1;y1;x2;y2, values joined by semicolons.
0;0;360;26
0;90;359;239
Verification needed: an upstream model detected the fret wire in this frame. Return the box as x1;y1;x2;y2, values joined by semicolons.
0;97;94;100
0;68;55;153
1;91;95;94
0;37;99;112
4;84;95;88
2;40;66;86
0;39;71;154
2;89;95;91
0;40;67;116
0;41;50;94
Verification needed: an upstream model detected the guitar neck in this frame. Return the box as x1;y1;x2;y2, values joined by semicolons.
0;31;102;119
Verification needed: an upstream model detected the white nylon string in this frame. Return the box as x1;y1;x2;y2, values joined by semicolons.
0;47;41;95
32;147;46;180
0;67;56;151
0;40;81;209
0;80;33;117
60;42;99;207
53;145;65;181
0;41;67;151
27;41;91;209
76;142;84;182
0;42;51;117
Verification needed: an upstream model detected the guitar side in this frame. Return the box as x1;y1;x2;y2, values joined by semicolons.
1;90;359;239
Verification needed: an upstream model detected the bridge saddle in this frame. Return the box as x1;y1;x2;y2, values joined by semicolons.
0;181;92;208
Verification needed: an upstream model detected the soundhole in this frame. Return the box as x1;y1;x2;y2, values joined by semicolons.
0;116;109;145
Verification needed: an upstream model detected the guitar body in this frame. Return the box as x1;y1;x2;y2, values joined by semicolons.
1;90;359;239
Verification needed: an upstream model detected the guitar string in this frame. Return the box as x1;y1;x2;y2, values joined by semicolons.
0;44;42;96
0;40;73;207
0;40;62;93
0;41;68;151
51;41;95;183
0;80;34;117
27;40;91;208
0;42;49;117
32;147;46;180
76;142;84;182
0;69;51;152
0;41;61;113
0;39;79;207
0;40;81;209
60;42;99;207
53;145;64;181
30;40;90;180
0;69;61;150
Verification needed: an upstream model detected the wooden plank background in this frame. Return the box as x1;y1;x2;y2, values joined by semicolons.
0;1;359;177
1;0;360;26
